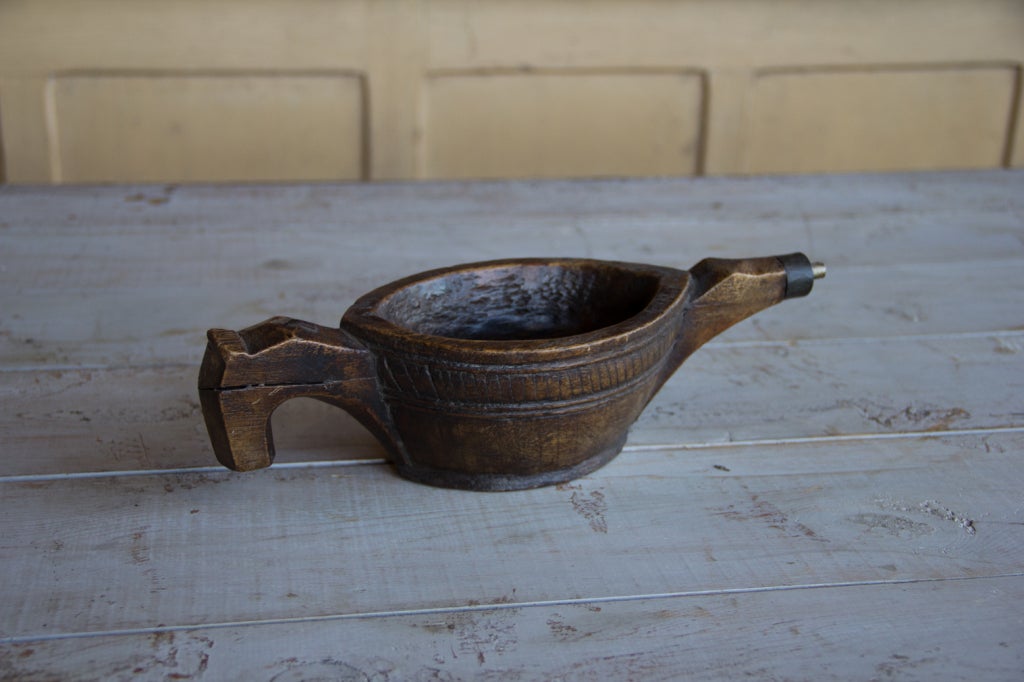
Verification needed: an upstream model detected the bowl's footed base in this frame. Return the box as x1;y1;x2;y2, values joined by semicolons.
393;434;628;492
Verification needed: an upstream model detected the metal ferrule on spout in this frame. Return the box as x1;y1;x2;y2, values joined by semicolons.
777;252;828;299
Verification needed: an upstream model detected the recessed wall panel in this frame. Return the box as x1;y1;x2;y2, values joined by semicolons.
422;72;704;180
52;73;365;183
745;67;1016;174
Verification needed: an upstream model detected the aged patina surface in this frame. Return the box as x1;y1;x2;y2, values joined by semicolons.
199;253;823;490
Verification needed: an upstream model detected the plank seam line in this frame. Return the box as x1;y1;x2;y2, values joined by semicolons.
622;426;1024;452
0;458;388;483
705;329;1024;349
3;426;1022;484
0;361;195;375
2;330;1023;375
3;573;1021;645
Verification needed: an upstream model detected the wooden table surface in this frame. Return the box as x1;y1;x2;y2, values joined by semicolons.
1;172;1022;680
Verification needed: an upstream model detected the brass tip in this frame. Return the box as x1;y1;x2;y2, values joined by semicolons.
812;262;827;279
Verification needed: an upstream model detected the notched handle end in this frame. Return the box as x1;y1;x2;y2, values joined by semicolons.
198;317;370;390
198;328;247;390
197;317;383;472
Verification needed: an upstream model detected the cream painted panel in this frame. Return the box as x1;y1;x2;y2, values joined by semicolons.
0;91;5;183
426;0;1024;70
421;72;703;179
0;0;369;71
0;78;54;183
744;67;1017;174
1012;69;1024;168
2;0;1023;182
52;73;365;183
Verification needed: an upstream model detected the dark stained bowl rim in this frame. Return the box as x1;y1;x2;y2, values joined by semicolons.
341;257;690;363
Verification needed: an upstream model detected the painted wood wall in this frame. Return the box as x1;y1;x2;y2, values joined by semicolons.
1;0;1022;184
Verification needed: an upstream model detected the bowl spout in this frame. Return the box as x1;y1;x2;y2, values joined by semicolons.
653;252;824;393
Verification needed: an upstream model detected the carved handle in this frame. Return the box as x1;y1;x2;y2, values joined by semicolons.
198;317;400;471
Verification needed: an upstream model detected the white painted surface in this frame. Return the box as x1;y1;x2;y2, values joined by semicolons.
1;171;1022;679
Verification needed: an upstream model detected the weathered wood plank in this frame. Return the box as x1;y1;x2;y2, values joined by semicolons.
632;331;1024;445
0;367;385;476
1;173;1021;271
1;431;1020;637
1;258;1022;369
1;173;1022;369
2;333;1020;476
1;172;1021;679
2;575;1021;681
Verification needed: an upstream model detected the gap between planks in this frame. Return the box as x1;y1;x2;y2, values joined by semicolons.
2;328;1023;375
3;424;1023;484
3;572;1022;646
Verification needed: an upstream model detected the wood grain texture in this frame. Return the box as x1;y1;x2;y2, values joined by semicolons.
0;172;1021;678
1;431;1021;638
1;172;1022;369
2;576;1021;681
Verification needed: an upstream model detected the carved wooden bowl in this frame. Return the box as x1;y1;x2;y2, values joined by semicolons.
199;254;823;490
